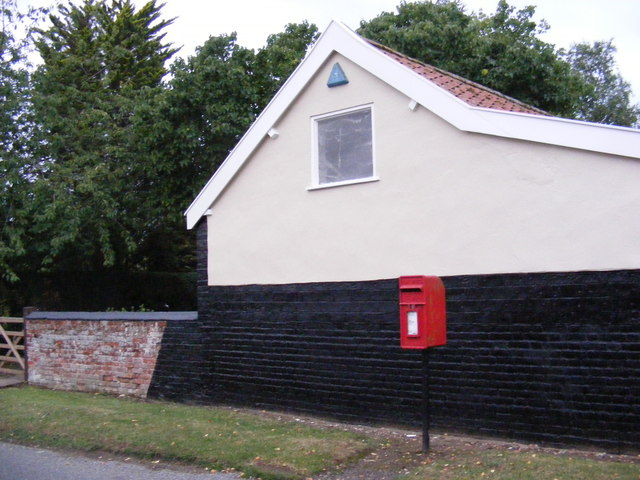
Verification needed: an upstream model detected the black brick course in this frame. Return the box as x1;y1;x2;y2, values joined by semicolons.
148;221;640;452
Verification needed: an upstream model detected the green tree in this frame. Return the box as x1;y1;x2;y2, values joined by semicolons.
29;0;177;272
357;0;477;73
131;32;257;242
127;33;259;270
140;23;318;218
566;40;639;127
128;22;317;270
254;21;319;103
358;0;586;117
0;0;35;281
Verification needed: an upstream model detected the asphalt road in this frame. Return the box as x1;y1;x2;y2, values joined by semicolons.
0;441;243;480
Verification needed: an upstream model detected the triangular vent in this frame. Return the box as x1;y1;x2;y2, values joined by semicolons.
327;62;348;87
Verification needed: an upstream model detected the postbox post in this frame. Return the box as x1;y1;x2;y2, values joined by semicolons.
422;348;430;452
399;275;447;453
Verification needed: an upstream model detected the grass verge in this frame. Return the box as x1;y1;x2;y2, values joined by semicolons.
0;387;373;479
402;441;640;480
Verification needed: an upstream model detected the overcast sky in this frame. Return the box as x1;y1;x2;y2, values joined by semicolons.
20;0;640;103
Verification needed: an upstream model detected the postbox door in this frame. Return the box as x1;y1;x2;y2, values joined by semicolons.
399;276;447;349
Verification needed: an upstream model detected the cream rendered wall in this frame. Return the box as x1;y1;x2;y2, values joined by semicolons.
206;53;640;285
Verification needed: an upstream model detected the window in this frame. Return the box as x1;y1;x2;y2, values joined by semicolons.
312;106;375;187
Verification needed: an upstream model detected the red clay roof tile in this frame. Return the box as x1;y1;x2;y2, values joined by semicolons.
368;40;549;116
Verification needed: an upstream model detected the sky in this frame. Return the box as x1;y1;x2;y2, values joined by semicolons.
20;0;640;102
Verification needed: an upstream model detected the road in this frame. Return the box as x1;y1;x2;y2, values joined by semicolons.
0;441;243;480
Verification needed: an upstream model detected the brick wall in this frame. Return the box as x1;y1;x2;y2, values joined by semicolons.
147;221;640;452
26;312;195;398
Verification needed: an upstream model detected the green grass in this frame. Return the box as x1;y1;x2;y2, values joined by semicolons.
1;387;638;480
0;387;373;479
402;445;640;480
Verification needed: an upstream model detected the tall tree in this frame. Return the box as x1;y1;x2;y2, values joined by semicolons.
29;0;177;272
358;0;587;117
127;33;259;270
254;21;319;103
0;0;35;281
140;23;319;218
132;32;258;234
566;40;639;127
128;22;318;270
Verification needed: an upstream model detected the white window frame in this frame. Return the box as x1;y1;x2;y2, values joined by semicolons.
309;104;378;190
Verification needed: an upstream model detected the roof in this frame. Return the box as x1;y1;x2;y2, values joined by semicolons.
369;40;548;116
185;21;640;230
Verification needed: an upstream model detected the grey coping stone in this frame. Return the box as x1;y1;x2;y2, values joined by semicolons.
25;311;198;321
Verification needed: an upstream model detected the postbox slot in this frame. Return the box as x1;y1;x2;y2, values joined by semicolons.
400;290;425;304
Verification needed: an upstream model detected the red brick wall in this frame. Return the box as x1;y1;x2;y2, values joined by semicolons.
26;319;166;398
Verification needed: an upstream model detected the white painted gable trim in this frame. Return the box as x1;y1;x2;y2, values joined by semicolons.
185;20;640;229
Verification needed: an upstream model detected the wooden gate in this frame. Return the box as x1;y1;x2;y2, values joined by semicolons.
0;317;25;380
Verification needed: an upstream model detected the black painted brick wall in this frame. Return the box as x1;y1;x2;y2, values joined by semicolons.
148;221;640;451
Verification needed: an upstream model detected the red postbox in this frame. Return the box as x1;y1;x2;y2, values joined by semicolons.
399;275;446;349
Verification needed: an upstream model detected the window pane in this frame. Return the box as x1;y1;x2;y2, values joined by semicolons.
317;108;373;184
